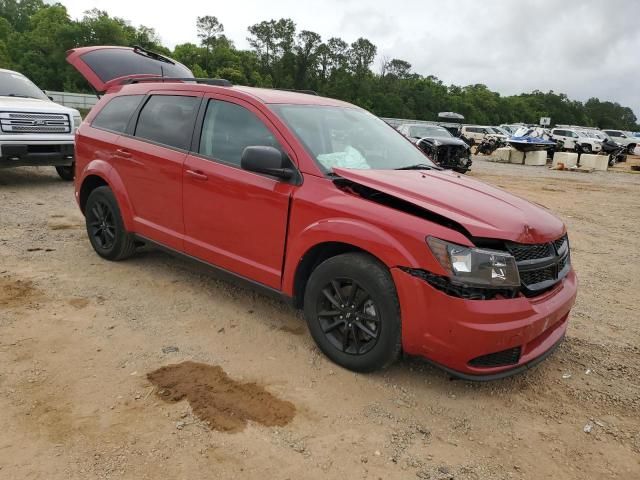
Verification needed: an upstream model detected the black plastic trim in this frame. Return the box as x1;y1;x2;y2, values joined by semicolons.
419;334;565;382
401;267;519;300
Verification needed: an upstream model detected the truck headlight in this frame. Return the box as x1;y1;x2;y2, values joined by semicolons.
427;237;520;288
72;113;82;131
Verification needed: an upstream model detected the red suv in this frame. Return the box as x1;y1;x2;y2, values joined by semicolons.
67;46;577;378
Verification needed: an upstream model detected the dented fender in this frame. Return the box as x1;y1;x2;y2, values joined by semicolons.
282;217;424;296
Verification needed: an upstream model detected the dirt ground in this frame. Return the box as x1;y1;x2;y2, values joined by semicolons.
1;158;639;479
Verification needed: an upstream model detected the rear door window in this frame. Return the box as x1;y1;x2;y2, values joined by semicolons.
134;95;200;150
92;95;144;133
198;100;281;166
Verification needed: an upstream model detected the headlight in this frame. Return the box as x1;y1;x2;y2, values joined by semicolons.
72;113;82;131
427;237;520;288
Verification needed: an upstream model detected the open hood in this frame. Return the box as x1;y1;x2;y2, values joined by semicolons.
333;168;565;244
66;46;194;93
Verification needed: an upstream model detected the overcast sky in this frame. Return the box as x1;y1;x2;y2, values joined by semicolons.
57;0;640;118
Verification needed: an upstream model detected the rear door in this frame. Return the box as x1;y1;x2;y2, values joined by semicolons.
66;46;193;92
116;91;202;250
182;95;297;289
82;93;145;176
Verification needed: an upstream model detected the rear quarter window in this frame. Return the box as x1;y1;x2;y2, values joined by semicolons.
92;95;144;133
134;95;200;150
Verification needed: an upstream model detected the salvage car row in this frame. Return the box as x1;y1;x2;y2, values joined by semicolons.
394;118;638;172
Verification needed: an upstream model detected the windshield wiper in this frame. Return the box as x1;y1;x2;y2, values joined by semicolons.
133;45;175;65
2;94;34;98
395;163;439;171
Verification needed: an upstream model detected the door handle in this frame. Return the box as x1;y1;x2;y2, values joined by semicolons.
114;148;132;159
186;169;208;181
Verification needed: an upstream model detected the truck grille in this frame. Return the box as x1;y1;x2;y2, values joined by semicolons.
0;112;71;134
506;235;570;296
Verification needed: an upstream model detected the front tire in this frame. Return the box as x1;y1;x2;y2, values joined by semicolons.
303;253;401;372
85;186;137;261
628;144;637;155
55;164;75;181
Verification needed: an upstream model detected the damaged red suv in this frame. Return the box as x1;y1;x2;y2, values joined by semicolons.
68;46;577;378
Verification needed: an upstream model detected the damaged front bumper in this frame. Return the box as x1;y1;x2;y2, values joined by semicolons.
391;266;578;379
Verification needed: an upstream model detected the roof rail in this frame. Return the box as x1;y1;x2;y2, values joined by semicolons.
121;77;233;87
272;88;319;96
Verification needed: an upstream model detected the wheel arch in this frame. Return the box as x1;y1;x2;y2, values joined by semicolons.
77;162;135;230
291;242;384;308
284;218;426;307
79;174;109;213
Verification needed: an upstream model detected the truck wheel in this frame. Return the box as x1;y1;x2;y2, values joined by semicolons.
55;164;75;181
582;144;592;154
303;253;401;372
85;186;137;261
628;144;636;155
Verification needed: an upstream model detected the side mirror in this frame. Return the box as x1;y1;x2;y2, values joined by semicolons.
241;146;294;180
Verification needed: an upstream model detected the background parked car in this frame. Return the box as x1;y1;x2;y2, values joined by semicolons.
500;124;528;135
550;127;602;153
397;123;472;173
0;68;82;180
460;125;507;145
601;129;638;154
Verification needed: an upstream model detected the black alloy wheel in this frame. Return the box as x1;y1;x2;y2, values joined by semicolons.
84;186;137;261
304;253;401;372
316;278;381;355
87;199;116;251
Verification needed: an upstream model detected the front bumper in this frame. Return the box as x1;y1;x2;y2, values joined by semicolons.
392;267;578;379
0;142;74;168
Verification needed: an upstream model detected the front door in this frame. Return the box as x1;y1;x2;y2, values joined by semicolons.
116;91;202;250
182;96;297;289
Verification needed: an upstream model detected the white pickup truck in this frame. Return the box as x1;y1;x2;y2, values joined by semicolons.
1;68;82;180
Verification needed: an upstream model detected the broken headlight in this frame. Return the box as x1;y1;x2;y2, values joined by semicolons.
427;237;520;288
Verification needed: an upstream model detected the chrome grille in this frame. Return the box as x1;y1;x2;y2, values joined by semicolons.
0;111;71;134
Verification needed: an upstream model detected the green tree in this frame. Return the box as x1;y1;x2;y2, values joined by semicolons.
1;1;637;130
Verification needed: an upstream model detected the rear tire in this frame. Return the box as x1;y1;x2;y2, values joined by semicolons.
581;144;592;154
55;164;75;181
85;186;137;261
303;253;401;372
628;144;636;155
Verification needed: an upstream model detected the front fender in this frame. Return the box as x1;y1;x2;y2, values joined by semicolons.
78;159;135;231
281;217;421;295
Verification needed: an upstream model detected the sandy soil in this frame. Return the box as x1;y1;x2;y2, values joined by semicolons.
0;159;638;479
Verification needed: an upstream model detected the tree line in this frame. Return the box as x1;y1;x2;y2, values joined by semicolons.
1;0;637;130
